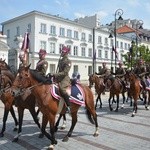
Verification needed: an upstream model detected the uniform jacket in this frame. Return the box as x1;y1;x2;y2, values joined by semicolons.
36;59;48;76
54;55;71;88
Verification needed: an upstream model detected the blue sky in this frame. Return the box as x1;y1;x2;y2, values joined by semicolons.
0;0;150;30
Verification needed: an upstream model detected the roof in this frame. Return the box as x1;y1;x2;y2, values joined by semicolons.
116;25;141;34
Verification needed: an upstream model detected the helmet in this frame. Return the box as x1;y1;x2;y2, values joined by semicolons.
61;46;70;53
38;49;47;55
118;61;123;65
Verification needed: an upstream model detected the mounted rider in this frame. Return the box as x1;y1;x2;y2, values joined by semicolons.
51;46;72;113
111;61;126;89
133;59;147;89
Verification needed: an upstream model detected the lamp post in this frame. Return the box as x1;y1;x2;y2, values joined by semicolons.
92;27;96;74
114;9;124;74
135;20;143;59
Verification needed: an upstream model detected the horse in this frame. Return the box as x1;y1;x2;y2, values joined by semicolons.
125;71;149;117
105;75;126;112
89;74;105;109
0;61;41;141
12;65;99;150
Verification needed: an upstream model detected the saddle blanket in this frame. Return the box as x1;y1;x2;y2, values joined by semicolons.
51;84;85;106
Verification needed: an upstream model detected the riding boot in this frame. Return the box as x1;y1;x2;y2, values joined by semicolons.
63;93;71;114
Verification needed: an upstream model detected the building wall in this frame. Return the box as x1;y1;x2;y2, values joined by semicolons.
2;11;149;80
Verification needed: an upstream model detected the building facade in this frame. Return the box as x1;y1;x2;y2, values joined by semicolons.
1;11;149;80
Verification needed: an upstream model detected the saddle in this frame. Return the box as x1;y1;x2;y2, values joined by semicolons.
51;83;85;106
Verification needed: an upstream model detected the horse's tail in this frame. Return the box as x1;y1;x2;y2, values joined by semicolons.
85;108;95;124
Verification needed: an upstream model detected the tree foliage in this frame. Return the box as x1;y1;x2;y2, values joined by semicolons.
122;43;150;69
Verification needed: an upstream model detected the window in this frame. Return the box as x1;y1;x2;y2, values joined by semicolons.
7;29;10;38
73;46;78;56
88;48;92;57
104;50;108;59
88;34;92;42
67;29;72;38
116;41;119;48
50;25;56;35
16;26;20;36
73;65;78;73
59;44;64;53
49;42;55;53
50;64;55;73
81;33;86;41
120;42;123;49
98;36;102;44
125;43;127;49
74;31;78;39
81;47;86;57
98;49;102;58
104;37;108;45
27;23;31;33
110;39;114;46
60;27;65;36
40;41;46;50
40;23;47;34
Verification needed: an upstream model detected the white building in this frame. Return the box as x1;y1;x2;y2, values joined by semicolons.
0;32;9;63
1;11;141;80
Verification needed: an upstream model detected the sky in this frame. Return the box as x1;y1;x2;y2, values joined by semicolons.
0;0;150;30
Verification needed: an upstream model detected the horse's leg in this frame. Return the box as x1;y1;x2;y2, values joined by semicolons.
95;95;99;109
62;111;78;142
115;94;119;112
108;94;113;111
0;107;9;137
48;114;58;150
121;92;126;109
131;99;137;117
12;107;24;142
10;106;18;131
112;95;116;104
99;94;102;108
144;91;149;110
29;107;41;129
55;113;63;132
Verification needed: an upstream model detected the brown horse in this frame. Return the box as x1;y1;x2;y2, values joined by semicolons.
12;65;99;150
105;76;126;112
89;74;105;109
125;71;149;117
0;61;41;141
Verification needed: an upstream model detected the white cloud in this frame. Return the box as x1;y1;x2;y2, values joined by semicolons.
127;0;140;7
96;11;108;19
74;12;85;18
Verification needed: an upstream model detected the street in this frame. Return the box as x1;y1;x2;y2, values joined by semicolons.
0;89;150;150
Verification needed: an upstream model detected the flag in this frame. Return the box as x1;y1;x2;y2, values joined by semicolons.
21;32;30;52
112;46;118;59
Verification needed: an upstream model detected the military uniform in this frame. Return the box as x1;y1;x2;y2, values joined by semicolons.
114;67;126;79
36;59;48;76
96;67;110;77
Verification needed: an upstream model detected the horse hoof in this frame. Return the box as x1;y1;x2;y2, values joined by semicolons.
62;136;69;142
38;133;44;138
0;133;4;137
131;114;135;117
12;137;18;142
93;133;99;137
47;144;54;150
13;127;18;131
115;109;118;112
60;127;66;130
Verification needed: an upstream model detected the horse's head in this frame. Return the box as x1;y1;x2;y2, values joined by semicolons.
11;65;32;97
125;70;136;82
88;74;94;88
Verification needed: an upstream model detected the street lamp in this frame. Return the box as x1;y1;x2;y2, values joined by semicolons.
130;35;136;70
114;9;124;74
135;20;143;59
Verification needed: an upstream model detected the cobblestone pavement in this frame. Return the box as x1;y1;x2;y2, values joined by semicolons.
0;86;150;150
